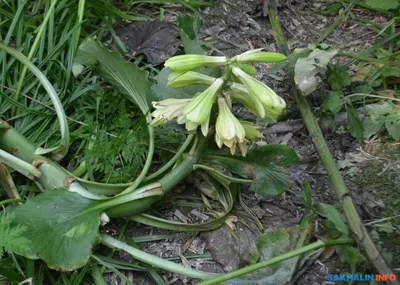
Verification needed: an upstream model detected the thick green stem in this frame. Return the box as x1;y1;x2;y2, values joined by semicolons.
268;4;397;279
0;198;24;207
196;239;355;285
0;125;71;190
71;160;87;177
0;124;208;218
106;135;207;217
193;164;252;184
117;121;155;195
0;149;41;179
100;233;215;280
88;183;163;212
143;133;194;182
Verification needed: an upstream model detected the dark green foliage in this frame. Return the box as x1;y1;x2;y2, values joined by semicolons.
362;102;400;140
9;189;102;271
84;98;149;183
0;211;31;258
327;64;352;92
366;0;399;10
316;202;365;273
346;104;363;141
203;145;299;196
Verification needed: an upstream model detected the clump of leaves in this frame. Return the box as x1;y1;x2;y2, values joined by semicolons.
84;99;149;183
321;63;365;140
322;63;400;141
316;203;365;273
0;211;31;258
363;102;400;140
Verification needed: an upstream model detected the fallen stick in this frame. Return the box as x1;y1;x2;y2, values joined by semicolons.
267;3;398;281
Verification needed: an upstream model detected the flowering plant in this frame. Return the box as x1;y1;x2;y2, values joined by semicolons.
151;49;287;155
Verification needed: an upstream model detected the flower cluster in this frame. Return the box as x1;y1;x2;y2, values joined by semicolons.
151;50;287;155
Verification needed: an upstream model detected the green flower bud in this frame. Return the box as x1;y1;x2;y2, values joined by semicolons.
237;121;264;157
230;83;266;118
240;121;264;141
183;78;224;136
232;67;286;120
165;55;228;72
167;71;217;88
237;63;257;75
235;48;286;63
215;98;245;155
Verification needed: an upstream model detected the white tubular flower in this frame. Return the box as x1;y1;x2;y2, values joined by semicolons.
167;71;217;88
183;78;224;136
215;98;245;155
165;54;228;72
232;67;286;120
150;98;191;126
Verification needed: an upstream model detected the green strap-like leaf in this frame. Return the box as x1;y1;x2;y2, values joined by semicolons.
203;145;299;196
74;38;151;115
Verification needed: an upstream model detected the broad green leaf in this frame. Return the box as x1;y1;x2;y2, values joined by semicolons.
364;102;393;116
74;38;151;114
363;117;385;138
10;189;102;271
328;64;352;92
227;227;308;285
177;15;205;55
294;46;338;96
178;15;202;40
321;220;342;238
337;246;365;273
315;203;349;236
366;0;399;10
385;110;400;140
346;105;363;141
322;91;343;114
203;145;299;196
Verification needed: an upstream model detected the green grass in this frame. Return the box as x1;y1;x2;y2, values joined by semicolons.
0;0;207;283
